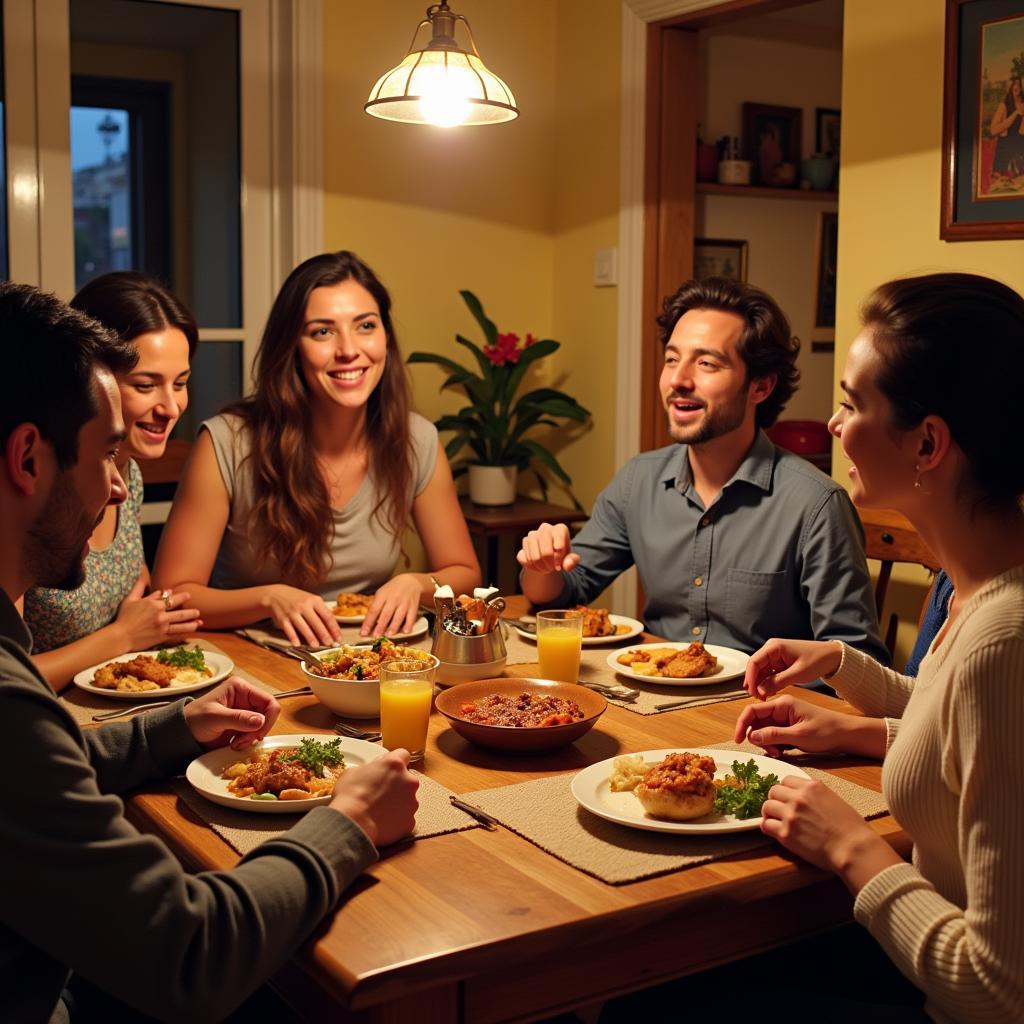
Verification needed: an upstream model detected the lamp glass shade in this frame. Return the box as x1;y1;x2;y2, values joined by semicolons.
366;49;518;127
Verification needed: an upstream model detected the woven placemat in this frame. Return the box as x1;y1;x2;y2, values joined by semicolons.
462;741;888;885
59;638;277;727
171;769;479;857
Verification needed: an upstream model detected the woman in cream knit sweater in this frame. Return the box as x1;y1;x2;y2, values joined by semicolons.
735;273;1024;1023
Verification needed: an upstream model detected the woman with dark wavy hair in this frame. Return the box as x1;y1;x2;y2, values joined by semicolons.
24;271;201;688
154;251;479;645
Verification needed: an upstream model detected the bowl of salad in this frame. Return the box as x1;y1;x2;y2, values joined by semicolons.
301;639;438;718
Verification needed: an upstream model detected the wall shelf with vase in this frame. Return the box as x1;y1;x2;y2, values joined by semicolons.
697;182;837;202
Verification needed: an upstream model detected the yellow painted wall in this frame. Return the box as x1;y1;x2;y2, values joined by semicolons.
839;0;1024;664
322;0;621;583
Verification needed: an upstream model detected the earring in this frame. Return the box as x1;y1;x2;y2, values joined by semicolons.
913;463;923;490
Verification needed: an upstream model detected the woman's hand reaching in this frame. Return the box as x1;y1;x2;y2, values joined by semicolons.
362;575;423;638
113;575;201;651
734;694;887;759
262;585;341;646
743;638;843;699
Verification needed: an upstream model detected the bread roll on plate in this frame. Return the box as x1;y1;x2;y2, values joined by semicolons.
634;751;716;821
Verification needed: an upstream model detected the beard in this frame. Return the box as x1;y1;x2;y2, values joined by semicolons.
24;471;100;591
665;388;749;446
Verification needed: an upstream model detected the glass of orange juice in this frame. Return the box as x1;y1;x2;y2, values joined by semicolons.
536;609;584;683
379;658;437;761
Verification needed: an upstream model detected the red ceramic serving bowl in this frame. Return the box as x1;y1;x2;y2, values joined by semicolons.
435;677;606;753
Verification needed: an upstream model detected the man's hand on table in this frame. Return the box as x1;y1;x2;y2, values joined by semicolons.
743;638;843;698
330;750;419;847
183;677;280;751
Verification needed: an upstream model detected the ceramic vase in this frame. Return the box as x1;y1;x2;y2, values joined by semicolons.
468;464;517;506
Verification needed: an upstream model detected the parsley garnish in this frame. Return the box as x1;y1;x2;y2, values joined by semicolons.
713;759;779;819
279;738;346;776
156;645;207;672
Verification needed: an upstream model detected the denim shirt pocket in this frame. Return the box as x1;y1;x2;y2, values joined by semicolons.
724;568;794;648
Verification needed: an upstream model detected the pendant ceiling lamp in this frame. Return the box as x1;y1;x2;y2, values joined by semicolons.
365;1;519;128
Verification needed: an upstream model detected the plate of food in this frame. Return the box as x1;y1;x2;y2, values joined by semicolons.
513;607;644;646
72;646;233;700
571;748;808;834
606;641;748;686
186;734;384;814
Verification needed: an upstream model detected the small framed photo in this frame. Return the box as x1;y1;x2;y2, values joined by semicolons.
742;102;802;187
814;213;839;330
941;0;1024;240
815;107;841;158
694;238;748;282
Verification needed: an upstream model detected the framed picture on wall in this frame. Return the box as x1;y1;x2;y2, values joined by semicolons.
814;213;838;330
815;107;841;159
694;238;748;282
941;0;1024;240
742;102;802;187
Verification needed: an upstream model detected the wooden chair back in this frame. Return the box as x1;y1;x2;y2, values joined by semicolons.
138;440;192;485
857;507;940;657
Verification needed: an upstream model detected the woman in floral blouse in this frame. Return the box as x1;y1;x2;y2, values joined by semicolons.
24;272;201;689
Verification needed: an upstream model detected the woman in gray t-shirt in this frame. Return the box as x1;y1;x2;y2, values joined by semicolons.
153;251;480;645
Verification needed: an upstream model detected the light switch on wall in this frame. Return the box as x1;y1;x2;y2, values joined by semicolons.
593;248;618;287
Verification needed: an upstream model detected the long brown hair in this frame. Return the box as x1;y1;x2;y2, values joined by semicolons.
225;251;413;589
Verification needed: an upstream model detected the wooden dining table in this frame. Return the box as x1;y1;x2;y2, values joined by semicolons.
117;616;909;1023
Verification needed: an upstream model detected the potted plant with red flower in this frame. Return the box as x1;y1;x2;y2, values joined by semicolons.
408;291;590;506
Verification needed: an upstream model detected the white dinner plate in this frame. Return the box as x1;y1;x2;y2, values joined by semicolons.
73;649;234;701
606;642;749;686
571;747;809;835
186;733;385;814
327;615;429;643
514;614;645;647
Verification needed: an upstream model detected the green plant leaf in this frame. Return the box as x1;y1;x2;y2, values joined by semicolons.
455;334;498;389
460;290;499;346
499;340;560;411
444;435;470;461
520;439;573;485
514;398;590;423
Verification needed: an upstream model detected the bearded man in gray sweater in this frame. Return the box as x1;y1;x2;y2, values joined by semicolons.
0;282;419;1023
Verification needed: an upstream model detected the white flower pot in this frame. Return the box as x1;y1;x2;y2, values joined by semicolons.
468;464;517;506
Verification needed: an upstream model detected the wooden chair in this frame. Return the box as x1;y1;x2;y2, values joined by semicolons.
857;507;940;657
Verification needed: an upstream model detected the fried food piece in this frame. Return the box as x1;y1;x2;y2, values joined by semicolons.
635;752;717;821
93;655;175;690
333;592;373;618
617;644;718;678
571;605;615;638
655;642;718;679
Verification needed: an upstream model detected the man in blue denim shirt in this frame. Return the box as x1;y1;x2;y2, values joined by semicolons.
517;278;888;661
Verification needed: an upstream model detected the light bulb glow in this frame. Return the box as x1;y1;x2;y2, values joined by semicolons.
416;63;474;127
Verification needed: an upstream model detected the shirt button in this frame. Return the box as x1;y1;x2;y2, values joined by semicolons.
694;577;703;587
691;626;701;635
700;517;710;527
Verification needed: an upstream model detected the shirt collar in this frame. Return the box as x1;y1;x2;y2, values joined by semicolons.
665;428;777;495
0;587;32;652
